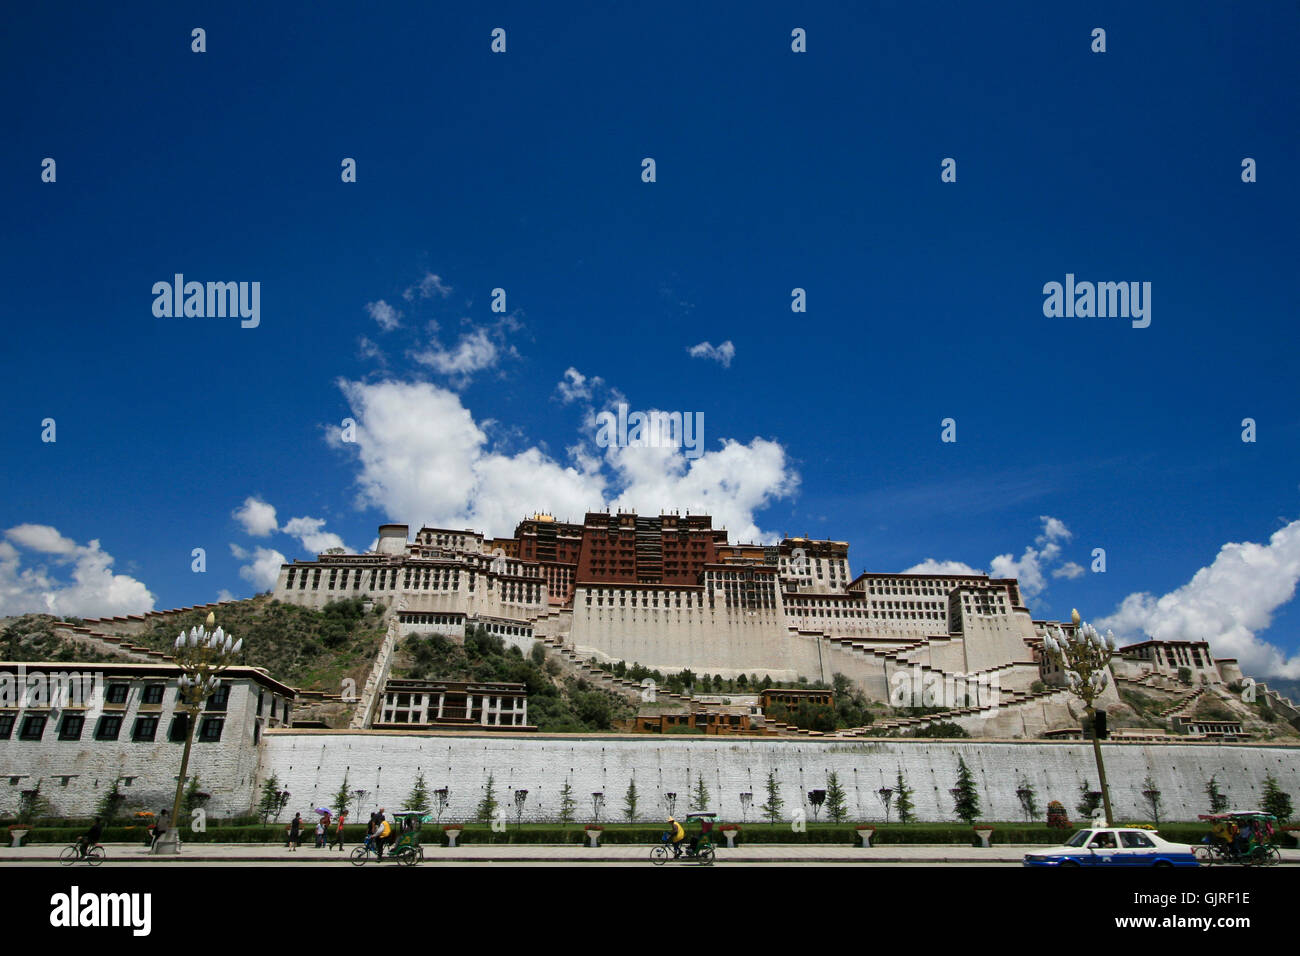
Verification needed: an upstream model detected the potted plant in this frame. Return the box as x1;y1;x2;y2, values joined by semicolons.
972;824;996;848
442;823;464;848
719;823;741;848
7;824;32;848
855;825;876;848
584;823;604;848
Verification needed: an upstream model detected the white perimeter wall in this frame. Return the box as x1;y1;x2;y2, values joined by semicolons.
261;732;1300;825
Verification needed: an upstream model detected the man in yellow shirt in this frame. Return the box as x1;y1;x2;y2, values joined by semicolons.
667;817;686;857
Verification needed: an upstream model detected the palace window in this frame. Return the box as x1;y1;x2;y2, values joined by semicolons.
132;716;159;742
19;715;47;741
94;715;122;740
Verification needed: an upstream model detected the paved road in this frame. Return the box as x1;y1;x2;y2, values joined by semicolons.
4;843;1298;865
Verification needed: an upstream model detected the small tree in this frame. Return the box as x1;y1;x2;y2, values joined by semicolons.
1205;775;1230;815
1076;781;1103;821
1141;774;1163;825
824;772;848;824
1046;800;1070;830
256;774;283;824
950;757;981;824
690;773;711;812
624;777;639;822
95;776;126;825
558;780;576;825
1261;773;1294;823
406;771;430;812
182;773;210;817
894;771;916;824
476;774;499;824
760;770;784;823
17;781;51;824
1015;779;1040;822
333;773;353;819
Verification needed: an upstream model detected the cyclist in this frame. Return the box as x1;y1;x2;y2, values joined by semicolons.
76;817;104;860
667;816;686;857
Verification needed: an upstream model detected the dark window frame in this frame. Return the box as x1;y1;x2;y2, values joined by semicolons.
142;684;166;705
58;714;85;741
198;717;224;742
168;714;190;743
106;683;130;705
19;714;47;741
0;714;15;739
131;715;159;742
94;715;123;741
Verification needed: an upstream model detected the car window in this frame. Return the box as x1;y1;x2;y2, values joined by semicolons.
1089;831;1117;849
1120;832;1155;848
1065;830;1092;848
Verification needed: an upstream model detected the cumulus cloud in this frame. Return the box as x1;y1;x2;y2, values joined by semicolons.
556;367;603;404
1098;519;1300;679
332;378;798;543
281;516;347;554
404;272;452;301
902;558;982;576
365;300;402;332
905;515;1079;602
412;328;499;379
238;547;287;592
0;525;155;617
687;340;736;368
232;496;278;537
1052;561;1086;580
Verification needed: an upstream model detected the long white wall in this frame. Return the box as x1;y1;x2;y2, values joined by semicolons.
261;731;1300;825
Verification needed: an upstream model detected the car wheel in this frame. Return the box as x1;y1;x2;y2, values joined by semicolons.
1153;860;1173;868
1059;860;1080;867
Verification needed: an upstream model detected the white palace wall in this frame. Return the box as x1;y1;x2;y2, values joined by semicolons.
261;731;1300;825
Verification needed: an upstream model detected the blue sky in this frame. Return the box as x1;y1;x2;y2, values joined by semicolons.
3;2;1299;678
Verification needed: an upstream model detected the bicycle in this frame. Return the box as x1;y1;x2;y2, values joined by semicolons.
59;843;106;866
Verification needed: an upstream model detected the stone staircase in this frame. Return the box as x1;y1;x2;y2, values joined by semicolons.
50;622;175;664
833;685;1073;738
78;601;236;637
1157;687;1206;718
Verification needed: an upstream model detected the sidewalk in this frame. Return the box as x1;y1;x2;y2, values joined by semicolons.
3;843;1297;864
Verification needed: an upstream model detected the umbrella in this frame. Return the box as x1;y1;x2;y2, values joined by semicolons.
314;807;331;814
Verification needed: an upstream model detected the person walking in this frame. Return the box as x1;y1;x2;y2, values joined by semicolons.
315;817;326;848
330;811;347;851
149;808;170;853
288;812;301;851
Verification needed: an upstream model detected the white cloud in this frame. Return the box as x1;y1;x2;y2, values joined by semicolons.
902;558;982;576
1052;561;1086;580
412;328;499;380
687;340;736;368
333;378;798;543
404;272;452;301
232;496;278;537
282;516;347;554
238;547;287;592
0;525;155;617
905;515;1078;602
1098;519;1300;680
365;300;402;332
556;367;603;404
216;589;236;603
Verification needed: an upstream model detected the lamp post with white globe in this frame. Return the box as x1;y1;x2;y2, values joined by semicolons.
1041;609;1116;826
155;612;243;855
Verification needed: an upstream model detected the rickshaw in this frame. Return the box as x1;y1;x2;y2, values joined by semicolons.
350;810;430;866
650;811;717;866
1194;811;1281;866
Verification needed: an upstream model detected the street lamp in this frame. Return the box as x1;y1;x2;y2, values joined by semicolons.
156;612;242;854
1042;609;1117;825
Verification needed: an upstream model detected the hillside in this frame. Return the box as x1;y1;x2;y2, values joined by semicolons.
123;595;388;692
1;614;124;663
391;626;635;733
